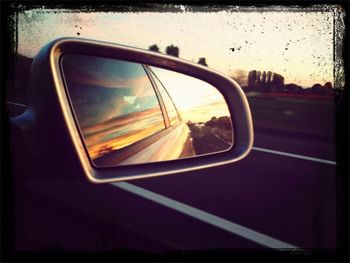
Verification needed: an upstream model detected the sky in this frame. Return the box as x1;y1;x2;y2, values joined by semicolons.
17;6;337;88
150;66;230;123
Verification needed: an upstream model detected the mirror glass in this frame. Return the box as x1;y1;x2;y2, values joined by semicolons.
61;54;233;167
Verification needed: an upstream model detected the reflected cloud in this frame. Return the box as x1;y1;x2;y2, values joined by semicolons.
150;66;231;123
181;100;231;123
62;54;166;161
62;54;233;166
85;107;165;159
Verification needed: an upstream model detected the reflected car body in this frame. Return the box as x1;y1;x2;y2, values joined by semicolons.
108;121;194;166
92;118;195;167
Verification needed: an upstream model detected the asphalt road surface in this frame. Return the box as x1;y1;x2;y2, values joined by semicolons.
6;99;337;252
128;129;336;251
125;97;337;251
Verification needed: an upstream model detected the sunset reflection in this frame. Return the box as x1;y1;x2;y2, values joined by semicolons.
62;54;233;166
62;54;165;162
84;108;165;159
149;66;234;155
150;66;231;123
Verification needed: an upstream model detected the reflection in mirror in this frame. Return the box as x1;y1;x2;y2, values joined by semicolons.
61;54;233;168
149;66;233;155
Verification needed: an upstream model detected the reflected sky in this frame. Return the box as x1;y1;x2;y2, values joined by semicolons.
150;66;231;123
181;101;231;124
62;55;165;160
85;109;165;159
61;54;233;164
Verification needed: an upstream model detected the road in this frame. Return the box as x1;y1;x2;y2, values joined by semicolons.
6;98;337;252
115;96;336;251
123;130;336;251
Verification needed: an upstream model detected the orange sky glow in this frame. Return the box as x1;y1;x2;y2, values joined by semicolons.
17;6;339;88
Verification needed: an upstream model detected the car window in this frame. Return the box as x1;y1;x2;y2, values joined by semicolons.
61;55;165;162
149;69;180;126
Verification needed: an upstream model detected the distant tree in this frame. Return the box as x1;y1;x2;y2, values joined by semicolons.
302;87;312;95
272;73;284;86
266;71;272;83
272;73;284;92
205;116;231;129
261;71;267;83
247;70;257;87
323;82;333;95
205;117;217;127
166;44;179;57
198;57;208;66
217;116;231;129
324;82;333;89
311;83;322;94
284;83;302;93
149;44;160;52
256;71;261;83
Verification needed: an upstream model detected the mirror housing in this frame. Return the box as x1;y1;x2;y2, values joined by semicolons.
12;37;253;183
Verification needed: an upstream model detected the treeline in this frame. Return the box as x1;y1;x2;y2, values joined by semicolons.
205;116;231;130
149;44;208;66
187;116;231;129
244;69;333;96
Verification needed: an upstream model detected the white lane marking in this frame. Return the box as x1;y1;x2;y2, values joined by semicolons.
6;101;27;107
112;182;300;250
211;133;335;166
213;133;231;146
252;146;336;165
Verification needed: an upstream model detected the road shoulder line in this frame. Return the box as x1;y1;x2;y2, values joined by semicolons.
252;146;336;165
113;182;300;250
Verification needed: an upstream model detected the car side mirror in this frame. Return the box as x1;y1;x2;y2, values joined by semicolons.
12;37;253;183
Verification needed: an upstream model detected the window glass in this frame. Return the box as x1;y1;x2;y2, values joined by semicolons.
61;55;165;164
150;70;180;126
